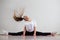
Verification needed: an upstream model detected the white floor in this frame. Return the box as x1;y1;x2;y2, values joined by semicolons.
0;35;60;40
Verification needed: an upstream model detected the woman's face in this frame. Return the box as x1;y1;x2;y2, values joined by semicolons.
23;16;29;21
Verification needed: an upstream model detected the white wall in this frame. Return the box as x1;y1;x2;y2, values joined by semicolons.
0;0;60;34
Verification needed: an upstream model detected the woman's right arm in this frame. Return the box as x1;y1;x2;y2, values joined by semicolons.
23;26;26;36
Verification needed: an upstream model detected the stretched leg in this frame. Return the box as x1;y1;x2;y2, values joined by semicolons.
25;31;51;36
8;31;23;36
36;31;51;36
8;31;34;36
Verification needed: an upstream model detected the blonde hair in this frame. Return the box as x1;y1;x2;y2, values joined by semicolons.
13;9;24;21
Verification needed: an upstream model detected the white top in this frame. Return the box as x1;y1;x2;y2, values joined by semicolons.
24;20;37;32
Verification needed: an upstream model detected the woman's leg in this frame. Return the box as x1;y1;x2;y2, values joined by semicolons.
8;31;34;36
8;31;23;36
25;31;51;36
36;31;51;36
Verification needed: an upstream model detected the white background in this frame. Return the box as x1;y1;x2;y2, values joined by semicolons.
0;0;60;34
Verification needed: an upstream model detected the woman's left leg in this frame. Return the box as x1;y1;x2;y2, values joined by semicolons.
25;31;51;36
36;31;51;36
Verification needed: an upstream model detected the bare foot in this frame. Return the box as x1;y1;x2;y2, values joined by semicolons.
51;32;57;36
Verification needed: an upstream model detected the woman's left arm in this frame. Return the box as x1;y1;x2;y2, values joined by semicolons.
34;26;36;36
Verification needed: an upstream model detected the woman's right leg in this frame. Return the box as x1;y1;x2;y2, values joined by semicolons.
8;31;34;36
8;31;23;36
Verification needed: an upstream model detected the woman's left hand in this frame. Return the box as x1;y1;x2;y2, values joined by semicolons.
33;34;36;36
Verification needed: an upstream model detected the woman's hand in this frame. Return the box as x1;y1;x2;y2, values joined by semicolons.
22;34;25;36
22;26;26;36
33;34;36;36
34;27;36;36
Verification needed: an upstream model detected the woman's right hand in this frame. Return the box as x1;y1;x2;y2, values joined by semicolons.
22;34;25;36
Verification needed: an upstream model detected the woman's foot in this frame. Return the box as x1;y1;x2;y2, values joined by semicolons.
51;32;57;36
3;30;8;36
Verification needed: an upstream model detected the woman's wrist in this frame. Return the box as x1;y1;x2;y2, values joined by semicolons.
34;34;35;35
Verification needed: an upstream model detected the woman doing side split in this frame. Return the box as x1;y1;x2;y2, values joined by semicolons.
8;10;56;36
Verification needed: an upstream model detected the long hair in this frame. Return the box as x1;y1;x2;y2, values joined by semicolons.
13;10;24;21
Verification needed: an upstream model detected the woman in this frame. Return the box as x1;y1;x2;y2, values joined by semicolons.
8;10;56;36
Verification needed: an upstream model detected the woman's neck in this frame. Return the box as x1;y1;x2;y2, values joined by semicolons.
27;19;32;22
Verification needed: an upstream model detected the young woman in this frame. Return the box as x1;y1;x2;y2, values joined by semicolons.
8;10;56;36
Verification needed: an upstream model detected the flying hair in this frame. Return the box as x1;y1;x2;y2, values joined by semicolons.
13;8;24;21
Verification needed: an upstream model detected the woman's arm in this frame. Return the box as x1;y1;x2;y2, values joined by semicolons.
34;26;36;36
23;26;26;36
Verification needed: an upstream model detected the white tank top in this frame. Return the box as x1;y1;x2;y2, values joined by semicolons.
25;20;37;32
